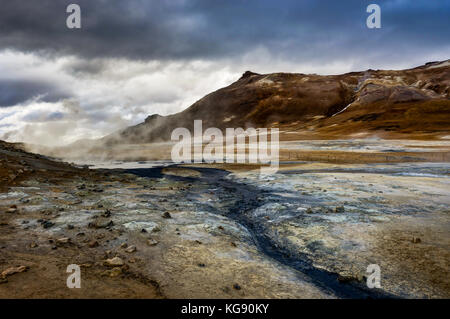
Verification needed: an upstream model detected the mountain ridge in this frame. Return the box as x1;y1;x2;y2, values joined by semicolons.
100;59;450;145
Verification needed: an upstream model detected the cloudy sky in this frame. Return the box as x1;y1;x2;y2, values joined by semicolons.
0;0;449;146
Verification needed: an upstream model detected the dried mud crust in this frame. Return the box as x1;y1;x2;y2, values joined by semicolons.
0;172;164;298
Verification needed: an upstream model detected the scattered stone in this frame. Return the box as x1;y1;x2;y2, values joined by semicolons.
67;224;74;230
233;284;241;290
198;263;206;268
230;242;237;247
1;266;29;278
6;206;17;213
102;267;122;277
147;239;159;246
141;228;147;233
88;240;99;248
152;226;161;233
104;257;125;267
306;208;314;214
57;237;70;244
412;237;421;244
89;218;114;229
41;220;55;229
120;242;128;249
162;212;172;219
30;242;38;248
335;206;345;213
125;245;137;253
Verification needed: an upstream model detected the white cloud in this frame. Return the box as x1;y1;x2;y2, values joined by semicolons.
0;50;239;146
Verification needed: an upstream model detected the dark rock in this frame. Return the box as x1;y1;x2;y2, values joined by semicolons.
335;206;345;213
41;220;55;229
88;240;99;248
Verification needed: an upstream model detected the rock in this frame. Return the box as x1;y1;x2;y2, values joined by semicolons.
147;239;159;246
412;237;421;244
102;267;122;277
306;208;314;214
67;224;74;230
109;267;122;277
104;257;125;267
57;237;71;244
233;283;241;290
41;220;55;229
1;265;29;278
335;206;345;213
125;245;137;253
88;240;99;248
198;263;206;268
162;212;172;219
6;207;17;213
120;242;128;249
123;221;160;233
89;218;114;229
0;278;7;284
30;242;38;248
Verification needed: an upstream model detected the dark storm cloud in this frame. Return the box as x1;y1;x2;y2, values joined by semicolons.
0;0;448;62
0;79;70;107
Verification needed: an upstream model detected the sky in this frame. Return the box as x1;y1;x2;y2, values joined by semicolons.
0;0;449;146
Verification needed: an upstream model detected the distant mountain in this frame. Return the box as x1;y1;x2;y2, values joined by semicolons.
100;60;449;144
